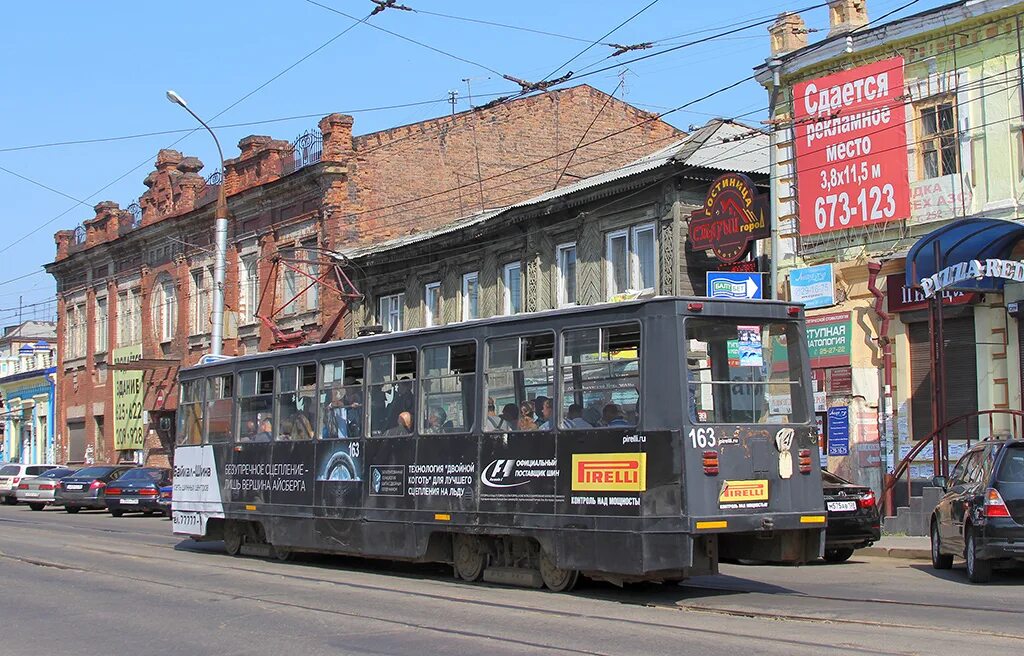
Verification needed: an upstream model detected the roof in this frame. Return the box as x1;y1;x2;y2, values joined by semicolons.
905;217;1024;290
336;118;767;261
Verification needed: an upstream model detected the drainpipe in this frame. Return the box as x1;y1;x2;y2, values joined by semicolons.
47;370;56;465
867;262;895;516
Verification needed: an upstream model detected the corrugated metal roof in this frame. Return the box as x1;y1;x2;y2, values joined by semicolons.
336;206;507;259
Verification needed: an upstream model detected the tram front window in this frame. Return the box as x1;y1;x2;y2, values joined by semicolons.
685;319;807;424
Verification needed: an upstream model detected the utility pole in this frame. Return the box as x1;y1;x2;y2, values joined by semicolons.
461;75;490;109
448;90;458;116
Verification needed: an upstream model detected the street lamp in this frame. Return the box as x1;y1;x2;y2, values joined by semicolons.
166;90;228;357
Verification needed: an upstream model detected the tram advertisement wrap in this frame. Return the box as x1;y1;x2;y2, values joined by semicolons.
172;445;224;535
793;57;909;236
112;344;144;451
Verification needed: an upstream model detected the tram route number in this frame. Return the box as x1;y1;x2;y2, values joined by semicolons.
689;427;716;449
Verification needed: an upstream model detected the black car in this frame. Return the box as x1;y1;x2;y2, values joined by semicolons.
54;465;135;512
105;467;172;517
822;470;881;562
930;438;1024;583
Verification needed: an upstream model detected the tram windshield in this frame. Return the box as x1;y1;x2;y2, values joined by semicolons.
686;319;807;424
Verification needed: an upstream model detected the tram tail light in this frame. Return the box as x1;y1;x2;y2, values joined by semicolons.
858;490;876;510
798;449;812;474
687;302;704;312
787;306;800;317
984;488;1011;518
702;450;719;476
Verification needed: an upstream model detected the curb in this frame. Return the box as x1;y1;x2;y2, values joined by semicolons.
859;546;930;559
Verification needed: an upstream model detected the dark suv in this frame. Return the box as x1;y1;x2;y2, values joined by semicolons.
930;438;1024;583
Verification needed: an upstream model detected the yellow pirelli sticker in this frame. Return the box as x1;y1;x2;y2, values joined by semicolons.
571;453;647;492
718;479;769;505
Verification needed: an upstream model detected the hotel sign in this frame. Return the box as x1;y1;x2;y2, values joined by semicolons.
688;173;770;264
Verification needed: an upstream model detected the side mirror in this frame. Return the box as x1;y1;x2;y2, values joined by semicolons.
931;475;948;490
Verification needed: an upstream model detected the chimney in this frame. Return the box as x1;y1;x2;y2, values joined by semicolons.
319;113;354;162
828;0;868;37
769;12;808;56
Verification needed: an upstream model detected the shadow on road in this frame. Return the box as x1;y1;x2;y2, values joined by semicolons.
908;562;1024;586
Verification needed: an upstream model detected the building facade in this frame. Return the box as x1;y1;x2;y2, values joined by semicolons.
757;0;1024;491
0;324;57;464
46;86;682;466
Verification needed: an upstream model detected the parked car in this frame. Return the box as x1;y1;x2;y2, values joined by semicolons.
0;464;60;505
15;467;79;510
822;470;881;563
54;465;135;513
930;438;1024;583
105;467;172;517
157;484;173;517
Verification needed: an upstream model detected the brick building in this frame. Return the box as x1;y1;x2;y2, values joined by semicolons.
45;85;682;466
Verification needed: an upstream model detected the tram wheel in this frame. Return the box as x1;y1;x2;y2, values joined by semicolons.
223;521;243;556
273;546;293;562
453;534;485;581
539;550;579;592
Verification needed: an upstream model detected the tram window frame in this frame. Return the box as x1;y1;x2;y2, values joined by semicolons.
684;318;809;425
275;363;318;441
177;378;205;446
420;341;477;435
559;322;641;430
205;374;235;443
320;356;365;440
483;332;555;432
368;350;418;438
237;368;276;442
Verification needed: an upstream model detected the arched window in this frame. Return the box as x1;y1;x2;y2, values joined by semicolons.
152;276;177;342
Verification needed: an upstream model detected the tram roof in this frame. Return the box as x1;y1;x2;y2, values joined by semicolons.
183;295;799;373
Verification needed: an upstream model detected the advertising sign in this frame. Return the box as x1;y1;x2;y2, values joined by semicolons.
885;273;974;312
706;271;762;299
718;479;769;509
571;453;646;492
827;406;850;456
789;264;835;309
909;175;972;225
919;258;1024;297
806;312;852;368
112;345;144;451
688;172;770;263
793;57;910;236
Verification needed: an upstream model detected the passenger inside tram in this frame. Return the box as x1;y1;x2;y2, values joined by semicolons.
562;403;592;429
518;400;538;430
384;411;413;436
497;403;519;430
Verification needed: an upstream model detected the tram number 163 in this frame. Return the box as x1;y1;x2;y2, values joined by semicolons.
689;427;716;449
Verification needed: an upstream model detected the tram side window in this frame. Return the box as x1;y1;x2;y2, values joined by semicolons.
206;374;235;443
276;363;317;441
368;351;417;437
484;333;554;431
177;379;204;445
421;342;476;434
685;320;807;424
320;357;364;439
239;369;275;442
560;324;640;429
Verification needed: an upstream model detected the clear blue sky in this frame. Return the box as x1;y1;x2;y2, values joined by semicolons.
0;0;945;323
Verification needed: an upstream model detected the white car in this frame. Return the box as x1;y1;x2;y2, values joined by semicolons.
0;463;60;504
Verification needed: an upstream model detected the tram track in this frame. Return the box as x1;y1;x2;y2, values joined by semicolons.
1;512;1022;651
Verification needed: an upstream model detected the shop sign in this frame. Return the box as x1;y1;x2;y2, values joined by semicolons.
827;406;850;456
793;57;910;236
689;172;770;264
706;271;762;299
806;312;852;368
919;258;1024;297
789;264;835;309
113;345;144;451
826;366;853;394
885;273;974;312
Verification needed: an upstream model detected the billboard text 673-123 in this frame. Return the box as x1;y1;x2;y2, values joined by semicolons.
793;57;910;236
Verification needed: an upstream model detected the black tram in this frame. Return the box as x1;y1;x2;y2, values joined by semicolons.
172;297;825;590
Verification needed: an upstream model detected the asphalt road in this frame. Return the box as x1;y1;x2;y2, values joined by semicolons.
1;504;1022;656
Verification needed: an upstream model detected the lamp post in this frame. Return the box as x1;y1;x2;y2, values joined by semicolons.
166;90;228;357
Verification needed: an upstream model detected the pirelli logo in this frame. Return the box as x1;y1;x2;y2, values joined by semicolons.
718;479;769;504
571;453;647;492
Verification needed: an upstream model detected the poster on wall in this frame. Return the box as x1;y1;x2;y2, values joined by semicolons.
827;406;850;456
793;57;910;236
789;264;835;309
112;345;144;451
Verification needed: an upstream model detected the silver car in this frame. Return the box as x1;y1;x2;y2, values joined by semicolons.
14;467;78;510
0;463;59;504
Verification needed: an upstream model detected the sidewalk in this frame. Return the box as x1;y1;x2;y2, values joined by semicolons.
860;535;931;560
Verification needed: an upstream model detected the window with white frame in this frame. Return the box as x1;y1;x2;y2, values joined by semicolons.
303;240;319;311
239;254;259;324
379;293;405;332
94;296;108;354
117;288;142;346
917;97;958;179
424;281;441;327
65;303;85;359
556;242;577;307
152;278;177;343
605;223;656;298
462;271;479;321
503;262;522;315
191;269;210;335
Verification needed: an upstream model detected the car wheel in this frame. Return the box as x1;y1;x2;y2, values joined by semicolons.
930;520;953;570
110;509;124;518
966;531;992;584
28;503;45;512
65;506;80;514
823;548;855;563
2;497;18;505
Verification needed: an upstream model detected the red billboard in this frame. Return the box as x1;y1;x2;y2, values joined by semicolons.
793;57;910;236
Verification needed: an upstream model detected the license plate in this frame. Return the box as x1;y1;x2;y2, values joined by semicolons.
827;500;857;512
24;492;39;497
65;484;84;490
119;498;139;505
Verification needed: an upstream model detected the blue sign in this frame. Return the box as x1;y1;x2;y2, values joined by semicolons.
827;406;850;456
706;272;762;299
789;264;835;309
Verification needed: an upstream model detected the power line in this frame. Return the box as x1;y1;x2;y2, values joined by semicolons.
0;165;93;209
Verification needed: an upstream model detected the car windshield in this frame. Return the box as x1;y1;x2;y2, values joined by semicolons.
0;465;19;476
118;468;165;482
39;468;75;479
997;446;1024;483
73;467;115;478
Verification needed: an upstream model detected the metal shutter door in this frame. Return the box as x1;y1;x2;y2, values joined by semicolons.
908;317;978;441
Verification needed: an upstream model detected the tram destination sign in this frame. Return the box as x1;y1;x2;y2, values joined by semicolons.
919;258;1024;297
688;172;770;264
